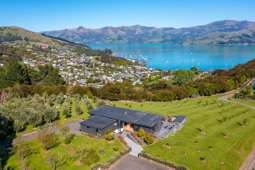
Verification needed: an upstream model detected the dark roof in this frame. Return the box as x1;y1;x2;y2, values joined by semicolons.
89;105;161;128
174;115;186;123
80;116;116;129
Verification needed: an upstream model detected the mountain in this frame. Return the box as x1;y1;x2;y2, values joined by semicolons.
43;20;255;45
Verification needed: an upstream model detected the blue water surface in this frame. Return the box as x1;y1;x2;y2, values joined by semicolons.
90;43;255;71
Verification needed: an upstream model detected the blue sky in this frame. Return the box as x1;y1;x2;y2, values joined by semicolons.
0;0;255;32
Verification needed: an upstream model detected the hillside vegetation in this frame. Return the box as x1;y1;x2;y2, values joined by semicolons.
0;27;56;44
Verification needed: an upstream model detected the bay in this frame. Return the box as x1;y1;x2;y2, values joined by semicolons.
90;43;255;71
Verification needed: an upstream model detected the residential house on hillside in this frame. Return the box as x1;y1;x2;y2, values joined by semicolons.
80;105;162;135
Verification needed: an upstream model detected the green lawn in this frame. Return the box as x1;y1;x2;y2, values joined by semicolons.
6;135;127;170
114;96;255;170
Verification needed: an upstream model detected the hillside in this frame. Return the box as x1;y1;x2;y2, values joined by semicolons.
0;26;154;87
0;26;57;44
43;20;255;45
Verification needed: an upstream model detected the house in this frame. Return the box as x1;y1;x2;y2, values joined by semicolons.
80;105;162;135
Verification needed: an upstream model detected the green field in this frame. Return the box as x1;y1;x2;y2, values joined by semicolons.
114;96;255;170
6;135;126;170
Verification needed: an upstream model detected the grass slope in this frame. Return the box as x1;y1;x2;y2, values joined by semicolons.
114;96;255;170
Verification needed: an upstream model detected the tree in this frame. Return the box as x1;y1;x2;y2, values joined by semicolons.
44;107;59;123
173;70;195;86
37;65;65;85
75;104;83;115
62;102;72;118
0;62;31;89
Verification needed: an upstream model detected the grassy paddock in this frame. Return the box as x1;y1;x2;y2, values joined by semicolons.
114;96;255;170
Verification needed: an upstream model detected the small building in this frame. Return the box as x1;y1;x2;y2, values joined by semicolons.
80;105;161;135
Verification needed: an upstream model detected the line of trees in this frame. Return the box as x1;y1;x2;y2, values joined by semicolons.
4;60;254;102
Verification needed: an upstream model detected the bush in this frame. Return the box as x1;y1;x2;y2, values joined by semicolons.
62;104;71;118
79;149;100;166
104;131;114;141
64;133;75;144
16;142;34;159
144;133;154;144
75;105;83;115
137;128;145;138
44;107;59;123
39;130;58;150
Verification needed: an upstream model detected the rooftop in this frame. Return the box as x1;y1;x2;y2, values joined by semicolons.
89;105;161;128
174;115;186;123
80;115;116;129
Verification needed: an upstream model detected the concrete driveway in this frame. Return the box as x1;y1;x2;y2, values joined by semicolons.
121;132;143;156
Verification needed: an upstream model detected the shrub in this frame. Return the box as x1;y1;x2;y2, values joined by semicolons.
62;104;71;118
75;105;83;115
113;146;119;152
44;107;59;123
16;142;34;160
39;130;58;150
144;133;154;144
64;133;75;144
137;128;145;138
79;149;100;166
104;131;114;141
61;126;70;134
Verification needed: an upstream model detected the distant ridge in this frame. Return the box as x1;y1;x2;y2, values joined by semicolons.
43;20;255;45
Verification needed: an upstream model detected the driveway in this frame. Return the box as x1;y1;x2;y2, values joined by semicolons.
121;132;143;156
109;154;174;170
155;121;176;139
